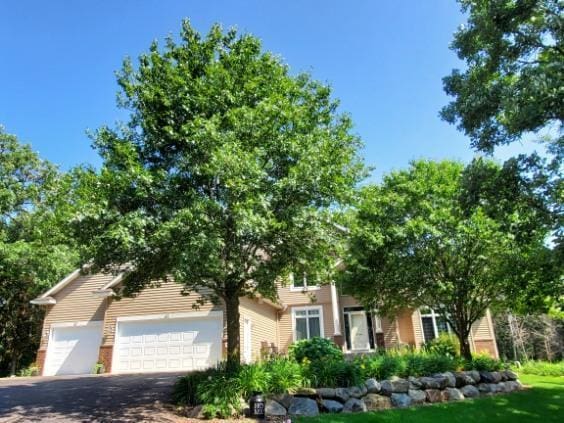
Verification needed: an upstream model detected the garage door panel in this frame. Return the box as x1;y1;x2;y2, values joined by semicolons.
114;316;221;373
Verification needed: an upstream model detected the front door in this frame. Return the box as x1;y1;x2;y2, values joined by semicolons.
350;312;370;351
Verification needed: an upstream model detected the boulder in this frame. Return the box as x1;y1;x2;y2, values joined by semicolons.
477;383;493;393
420;376;441;389
364;394;392;411
443;387;464;401
506;380;523;392
391;393;412;408
465;370;481;384
503;370;518;381
408;389;427;404
316;388;336;399
460;385;480;398
272;394;293;409
488;383;502;393
480;371;502;384
335;388;350;402
265;400;287;417
425;389;443;403
366;378;382;393
433;373;456;388
454;371;475;387
343;398;367;413
381;378;409;395
409;376;423;389
349;385;368;398
322;399;344;413
288;397;319;417
295;387;317;397
185;405;205;419
499;382;512;393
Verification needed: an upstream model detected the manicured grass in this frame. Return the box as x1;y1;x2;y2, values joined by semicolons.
296;374;564;423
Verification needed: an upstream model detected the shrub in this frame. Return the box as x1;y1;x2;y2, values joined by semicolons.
518;360;564;377
304;359;362;388
238;363;269;399
17;364;39;377
465;354;503;371
423;333;460;357
289;337;343;363
355;354;407;380
172;367;219;406
264;357;304;394
198;372;242;419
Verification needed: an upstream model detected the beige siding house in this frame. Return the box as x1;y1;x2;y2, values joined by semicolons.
31;270;498;376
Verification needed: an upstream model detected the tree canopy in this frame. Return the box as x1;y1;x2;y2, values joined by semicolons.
441;0;563;153
74;21;365;367
339;159;560;359
0;128;78;376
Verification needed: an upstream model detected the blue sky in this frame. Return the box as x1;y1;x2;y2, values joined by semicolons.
0;0;535;180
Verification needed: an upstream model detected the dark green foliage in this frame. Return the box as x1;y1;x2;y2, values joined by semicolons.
518;360;564;377
423;333;460;358
264;357;304;394
198;373;243;419
238;362;269;399
172;367;220;406
289;337;344;364
304;359;362;388
465;354;504;372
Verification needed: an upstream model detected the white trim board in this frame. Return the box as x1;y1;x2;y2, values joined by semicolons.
291;305;324;341
116;310;223;322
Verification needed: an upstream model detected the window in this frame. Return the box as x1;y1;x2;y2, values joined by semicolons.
292;306;323;340
290;273;319;291
343;307;382;351
420;308;451;342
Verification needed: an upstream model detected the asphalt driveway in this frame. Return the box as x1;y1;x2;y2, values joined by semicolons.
0;372;185;422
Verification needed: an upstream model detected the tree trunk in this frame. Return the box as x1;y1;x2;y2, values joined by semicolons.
224;292;241;372
459;336;472;360
10;355;18;377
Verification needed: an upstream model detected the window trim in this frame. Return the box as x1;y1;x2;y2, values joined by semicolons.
291;305;324;341
289;273;320;292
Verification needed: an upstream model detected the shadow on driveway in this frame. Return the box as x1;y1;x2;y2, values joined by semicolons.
0;372;185;422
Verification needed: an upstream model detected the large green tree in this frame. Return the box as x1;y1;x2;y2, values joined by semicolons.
0;128;77;376
75;22;365;367
340;159;559;359
441;0;563;153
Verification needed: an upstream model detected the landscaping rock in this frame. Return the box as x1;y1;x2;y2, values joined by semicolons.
295;387;317;396
265;400;287;417
503;370;518;381
506;380;523;392
335;388;350;402
420;376;441;389
425;389;443;403
322;399;344;413
408;388;427;404
381;378;409;395
480;371;502;384
343;398;367;413
391;393;412;408
349;385;368;398
409;376;423;389
288;397;319;417
316;388;336;399
460;385;480;398
366;378;382;393
498;382;511;393
488;383;502;393
433;373;456;388
454;371;475;387
185;405;205;419
272;394;294;409
444;387;464;401
477;383;493;393
465;370;481;384
364;394;392;411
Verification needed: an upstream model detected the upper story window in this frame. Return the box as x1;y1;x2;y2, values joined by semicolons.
420;308;451;343
292;306;323;340
289;273;320;292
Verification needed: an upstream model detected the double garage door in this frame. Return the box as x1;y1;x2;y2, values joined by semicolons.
44;313;222;375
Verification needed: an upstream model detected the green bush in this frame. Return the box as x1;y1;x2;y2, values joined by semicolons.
289;337;343;363
238;363;269;399
465;354;503;371
355;354;407;380
304;359;362;388
172;367;219;406
518;361;564;377
198;372;242;419
264;357;304;394
17;364;39;377
423;333;460;357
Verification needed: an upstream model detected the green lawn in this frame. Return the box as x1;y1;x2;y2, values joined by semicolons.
296;374;563;423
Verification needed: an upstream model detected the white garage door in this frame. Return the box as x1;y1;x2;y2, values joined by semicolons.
44;322;103;376
113;313;222;373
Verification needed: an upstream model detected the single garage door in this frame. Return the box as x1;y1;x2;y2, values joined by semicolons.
113;313;222;373
44;322;103;376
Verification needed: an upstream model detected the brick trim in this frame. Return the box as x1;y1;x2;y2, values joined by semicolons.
474;339;497;358
36;349;47;376
98;345;113;373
